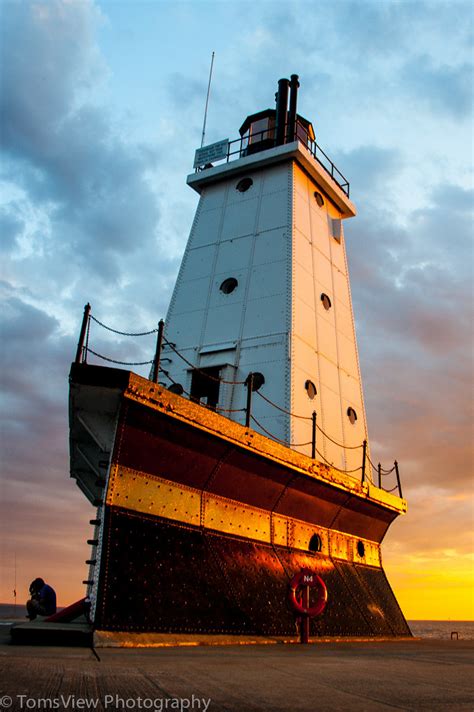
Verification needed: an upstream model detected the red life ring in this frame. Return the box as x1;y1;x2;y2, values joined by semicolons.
288;569;328;617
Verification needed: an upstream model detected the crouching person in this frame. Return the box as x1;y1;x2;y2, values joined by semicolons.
26;578;57;620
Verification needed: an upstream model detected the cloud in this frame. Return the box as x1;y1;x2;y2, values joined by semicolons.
1;0;161;284
0;209;22;252
344;178;474;493
167;73;207;110
337;145;402;198
401;55;473;119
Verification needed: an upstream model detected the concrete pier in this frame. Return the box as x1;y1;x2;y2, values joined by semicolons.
1;628;473;711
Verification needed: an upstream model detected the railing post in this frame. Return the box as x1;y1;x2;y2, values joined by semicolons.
394;460;402;498
378;463;382;489
75;303;91;364
361;439;367;484
311;411;317;459
245;372;254;428
151;319;164;383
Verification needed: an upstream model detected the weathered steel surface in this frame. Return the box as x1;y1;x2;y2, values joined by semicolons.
70;364;405;509
110;387;403;543
106;465;382;566
69;365;408;637
95;507;410;637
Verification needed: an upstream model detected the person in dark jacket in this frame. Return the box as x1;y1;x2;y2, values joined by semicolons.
26;578;57;620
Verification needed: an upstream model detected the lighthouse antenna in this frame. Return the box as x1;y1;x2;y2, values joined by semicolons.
201;51;215;148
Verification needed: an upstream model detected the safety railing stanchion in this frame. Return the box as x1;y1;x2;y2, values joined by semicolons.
394;460;402;498
311;411;317;459
245;372;254;428
151;319;164;383
75;303;91;364
361;440;367;484
75;302;403;493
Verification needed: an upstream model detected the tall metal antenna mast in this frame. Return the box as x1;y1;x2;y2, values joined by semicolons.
201;51;215;148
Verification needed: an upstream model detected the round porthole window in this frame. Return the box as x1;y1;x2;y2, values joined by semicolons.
305;380;317;399
357;540;365;557
168;383;184;395
236;177;253;193
309;533;322;553
220;277;238;294
246;372;265;391
320;293;332;310
347;407;358;424
314;191;325;207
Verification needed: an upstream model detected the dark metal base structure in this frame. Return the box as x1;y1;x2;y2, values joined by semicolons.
96;509;409;636
69;364;410;639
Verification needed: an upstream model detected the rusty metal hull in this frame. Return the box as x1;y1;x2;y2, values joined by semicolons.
95;509;409;636
69;363;410;637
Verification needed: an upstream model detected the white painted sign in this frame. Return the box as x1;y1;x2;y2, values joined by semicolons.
194;139;229;168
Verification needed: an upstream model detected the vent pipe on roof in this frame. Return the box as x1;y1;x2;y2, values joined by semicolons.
275;78;289;146
287;74;300;142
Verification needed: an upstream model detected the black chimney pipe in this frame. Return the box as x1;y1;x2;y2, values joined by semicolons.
275;78;289;146
287;74;300;142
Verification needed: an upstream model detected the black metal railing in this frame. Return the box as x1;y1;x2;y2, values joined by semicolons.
74;306;402;498
196;123;350;198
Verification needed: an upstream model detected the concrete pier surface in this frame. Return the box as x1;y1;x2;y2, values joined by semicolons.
1;630;473;711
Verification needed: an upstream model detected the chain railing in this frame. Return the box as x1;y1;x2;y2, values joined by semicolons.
74;305;401;497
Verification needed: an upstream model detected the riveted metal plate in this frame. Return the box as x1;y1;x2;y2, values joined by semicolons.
203;494;271;540
105;467;381;565
95;508;409;637
107;466;201;527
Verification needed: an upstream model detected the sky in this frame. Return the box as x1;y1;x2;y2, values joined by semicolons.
0;0;473;620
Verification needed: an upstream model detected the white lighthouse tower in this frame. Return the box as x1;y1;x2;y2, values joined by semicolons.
163;76;369;475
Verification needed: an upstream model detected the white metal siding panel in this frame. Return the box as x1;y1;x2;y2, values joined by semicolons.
241;293;287;339
337;332;359;378
293;230;313;283
253;228;288;266
200;184;226;210
258;190;290;232
294;191;311;237
314;314;338;363
170;277;210;314
332;268;351;308
247;260;288;301
182;244;217;279
293;295;317;349
187;206;223;249
335;299;355;340
222;198;259;240
329;234;347;274
261;164;293;194
165;156;368;474
313;250;333;292
203;301;245;345
214;235;253;273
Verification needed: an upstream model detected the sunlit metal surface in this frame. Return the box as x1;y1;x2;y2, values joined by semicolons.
107;465;381;566
94;508;410;637
70;364;408;636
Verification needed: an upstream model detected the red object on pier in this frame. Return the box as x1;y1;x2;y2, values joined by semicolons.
45;598;89;623
289;570;328;618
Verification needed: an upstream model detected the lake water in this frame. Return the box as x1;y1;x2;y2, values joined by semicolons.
0;603;472;639
408;619;474;640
